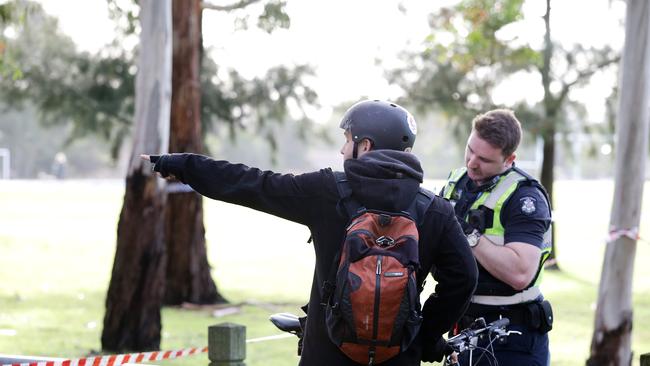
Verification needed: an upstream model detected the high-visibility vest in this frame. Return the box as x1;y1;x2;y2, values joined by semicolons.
442;167;552;302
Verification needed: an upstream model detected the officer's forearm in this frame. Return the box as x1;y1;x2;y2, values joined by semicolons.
471;239;541;290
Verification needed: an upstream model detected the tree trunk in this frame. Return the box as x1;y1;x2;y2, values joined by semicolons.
588;0;650;364
539;127;555;212
540;0;560;270
541;121;559;270
101;0;172;352
102;172;168;352
164;0;225;305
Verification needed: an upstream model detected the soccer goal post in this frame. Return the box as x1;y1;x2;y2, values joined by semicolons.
0;148;10;179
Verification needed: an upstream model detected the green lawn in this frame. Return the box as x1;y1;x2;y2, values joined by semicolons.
0;179;649;365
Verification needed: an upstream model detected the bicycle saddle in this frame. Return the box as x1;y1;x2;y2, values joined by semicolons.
269;313;302;334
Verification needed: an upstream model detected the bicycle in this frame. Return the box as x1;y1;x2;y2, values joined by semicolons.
268;313;520;365
443;317;521;366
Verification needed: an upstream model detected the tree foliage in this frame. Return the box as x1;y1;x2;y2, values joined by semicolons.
201;62;317;152
391;0;536;133
390;0;620;268
0;1;136;158
202;0;291;32
390;0;619;157
0;0;34;79
0;0;318;162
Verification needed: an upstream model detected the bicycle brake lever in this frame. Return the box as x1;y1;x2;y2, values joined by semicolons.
506;330;523;336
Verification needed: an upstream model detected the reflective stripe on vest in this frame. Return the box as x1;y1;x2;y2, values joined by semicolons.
470;170;528;245
442;167;468;201
443;168;552;300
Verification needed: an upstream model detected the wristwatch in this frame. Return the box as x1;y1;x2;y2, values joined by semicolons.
466;229;482;248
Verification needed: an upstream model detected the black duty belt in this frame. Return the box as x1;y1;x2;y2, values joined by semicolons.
466;302;529;325
455;300;554;335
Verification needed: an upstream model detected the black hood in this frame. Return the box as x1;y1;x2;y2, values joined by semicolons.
343;150;423;212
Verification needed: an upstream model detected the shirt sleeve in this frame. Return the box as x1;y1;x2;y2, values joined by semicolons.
156;153;338;226
501;184;551;247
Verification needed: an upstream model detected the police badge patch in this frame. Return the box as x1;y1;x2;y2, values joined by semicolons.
520;196;536;214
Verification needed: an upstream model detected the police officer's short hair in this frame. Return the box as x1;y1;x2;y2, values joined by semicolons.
472;109;522;157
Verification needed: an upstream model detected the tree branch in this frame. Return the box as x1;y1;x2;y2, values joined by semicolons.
201;0;262;11
557;55;621;105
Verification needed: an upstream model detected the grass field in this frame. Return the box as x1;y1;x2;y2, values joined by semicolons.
0;179;649;365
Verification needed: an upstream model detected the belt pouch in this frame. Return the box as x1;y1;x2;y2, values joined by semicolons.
525;302;542;330
539;300;553;333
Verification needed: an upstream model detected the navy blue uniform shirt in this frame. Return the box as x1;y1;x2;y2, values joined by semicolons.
449;171;551;294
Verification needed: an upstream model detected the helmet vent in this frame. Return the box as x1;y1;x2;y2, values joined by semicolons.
390;103;397;107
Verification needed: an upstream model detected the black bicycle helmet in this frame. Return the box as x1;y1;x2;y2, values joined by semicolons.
339;100;417;153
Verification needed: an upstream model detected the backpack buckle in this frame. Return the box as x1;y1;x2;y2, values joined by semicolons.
321;281;335;306
376;236;395;248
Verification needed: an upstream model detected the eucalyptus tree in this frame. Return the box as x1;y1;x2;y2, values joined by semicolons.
162;0;316;306
102;0;172;352
588;1;649;363
102;0;316;352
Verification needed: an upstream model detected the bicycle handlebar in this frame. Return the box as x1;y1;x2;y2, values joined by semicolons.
447;317;510;350
487;317;509;330
443;317;513;366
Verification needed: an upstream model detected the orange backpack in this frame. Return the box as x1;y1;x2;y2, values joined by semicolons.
322;172;434;365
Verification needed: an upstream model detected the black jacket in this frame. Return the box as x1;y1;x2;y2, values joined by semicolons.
155;150;477;365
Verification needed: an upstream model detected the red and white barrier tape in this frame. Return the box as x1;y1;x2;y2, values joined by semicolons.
245;333;293;343
1;332;295;366
1;347;207;366
607;226;650;243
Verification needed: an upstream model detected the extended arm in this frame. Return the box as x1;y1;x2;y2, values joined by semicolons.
142;153;336;225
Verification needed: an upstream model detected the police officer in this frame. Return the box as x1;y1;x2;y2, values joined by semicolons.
441;109;553;365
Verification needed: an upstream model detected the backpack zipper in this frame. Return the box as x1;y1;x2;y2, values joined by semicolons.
367;255;383;365
372;255;382;343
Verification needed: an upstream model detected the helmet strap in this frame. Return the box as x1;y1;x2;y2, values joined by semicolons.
352;141;359;159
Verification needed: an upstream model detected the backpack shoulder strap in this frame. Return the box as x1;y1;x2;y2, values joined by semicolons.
408;187;435;291
333;171;350;197
406;187;436;226
323;172;361;305
333;171;364;219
